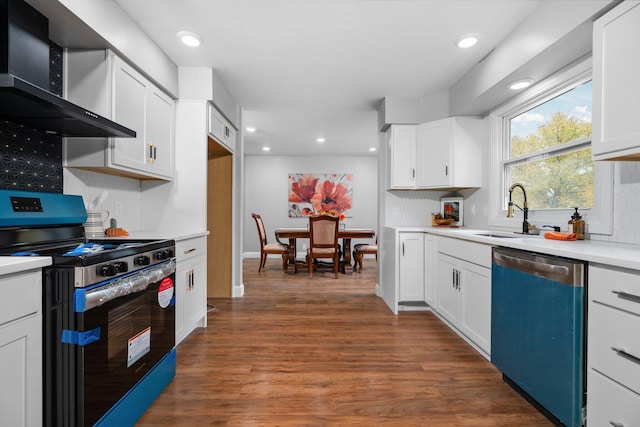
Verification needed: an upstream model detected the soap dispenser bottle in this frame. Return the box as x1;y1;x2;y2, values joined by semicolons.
568;207;585;240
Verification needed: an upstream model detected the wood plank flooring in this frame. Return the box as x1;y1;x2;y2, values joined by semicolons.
137;258;551;426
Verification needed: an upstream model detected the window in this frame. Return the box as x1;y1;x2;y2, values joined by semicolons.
488;57;613;234
505;81;593;210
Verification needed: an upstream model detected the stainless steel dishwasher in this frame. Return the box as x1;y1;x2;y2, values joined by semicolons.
491;247;585;427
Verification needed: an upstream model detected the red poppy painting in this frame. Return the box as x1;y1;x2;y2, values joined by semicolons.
288;173;353;218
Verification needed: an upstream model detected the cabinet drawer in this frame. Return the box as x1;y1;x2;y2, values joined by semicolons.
588;368;640;427
590;265;640;316
0;271;41;327
437;236;491;268
589;302;640;394
176;236;207;262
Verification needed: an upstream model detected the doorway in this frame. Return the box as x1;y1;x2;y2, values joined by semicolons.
207;136;233;297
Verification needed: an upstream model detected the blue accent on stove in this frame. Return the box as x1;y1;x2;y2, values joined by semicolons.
94;348;176;427
0;189;87;226
61;327;101;346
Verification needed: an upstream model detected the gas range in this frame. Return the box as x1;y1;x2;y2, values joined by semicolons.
0;189;177;426
3;238;175;287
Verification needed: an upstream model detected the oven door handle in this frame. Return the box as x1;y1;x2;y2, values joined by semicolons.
78;260;176;312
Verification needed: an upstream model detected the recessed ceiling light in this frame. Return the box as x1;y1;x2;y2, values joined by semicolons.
509;79;533;90
245;126;256;133
369;147;377;152
456;34;479;49
177;31;202;47
262;146;271;152
316;138;326;143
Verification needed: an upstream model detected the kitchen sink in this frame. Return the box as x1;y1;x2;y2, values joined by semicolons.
474;232;520;238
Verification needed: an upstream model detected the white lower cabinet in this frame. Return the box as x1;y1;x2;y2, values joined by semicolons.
175;236;208;345
588;264;640;425
424;234;436;307
435;237;491;356
399;233;425;302
0;269;42;427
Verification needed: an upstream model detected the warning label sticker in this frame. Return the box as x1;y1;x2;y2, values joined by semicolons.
158;277;174;308
127;327;151;367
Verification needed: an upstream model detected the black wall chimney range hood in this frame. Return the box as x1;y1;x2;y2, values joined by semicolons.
0;0;135;138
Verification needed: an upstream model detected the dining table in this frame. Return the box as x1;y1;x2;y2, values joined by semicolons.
275;227;376;275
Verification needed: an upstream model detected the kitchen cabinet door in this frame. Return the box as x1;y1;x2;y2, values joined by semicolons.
424;234;436;307
592;1;640;161
415;117;482;189
416;119;451;187
388;125;416;189
147;87;175;177
208;104;236;153
111;57;148;172
436;253;460;325
175;236;208;345
399;233;424;302
0;269;42;427
458;260;491;353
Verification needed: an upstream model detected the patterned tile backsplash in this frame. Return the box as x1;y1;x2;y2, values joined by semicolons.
0;42;64;193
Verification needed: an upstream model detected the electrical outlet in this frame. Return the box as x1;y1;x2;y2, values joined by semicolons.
114;201;122;216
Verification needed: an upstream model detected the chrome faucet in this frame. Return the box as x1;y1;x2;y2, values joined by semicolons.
507;183;529;234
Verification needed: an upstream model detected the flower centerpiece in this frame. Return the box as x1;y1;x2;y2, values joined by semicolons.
318;209;345;221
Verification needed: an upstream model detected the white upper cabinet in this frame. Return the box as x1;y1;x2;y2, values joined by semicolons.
416;117;482;189
208;103;236;153
387;118;482;190
387;125;417;189
64;50;175;180
592;1;640;161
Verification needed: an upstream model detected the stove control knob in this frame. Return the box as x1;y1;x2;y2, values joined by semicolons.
134;255;150;266
113;261;128;273
154;250;171;260
97;264;116;277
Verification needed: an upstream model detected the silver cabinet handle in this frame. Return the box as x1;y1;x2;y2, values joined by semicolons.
611;346;640;365
609;421;624;427
184;248;197;254
612;290;640;304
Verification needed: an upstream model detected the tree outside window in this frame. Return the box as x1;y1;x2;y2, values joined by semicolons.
505;81;593;211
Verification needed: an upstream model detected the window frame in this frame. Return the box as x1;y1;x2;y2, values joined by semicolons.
488;57;613;235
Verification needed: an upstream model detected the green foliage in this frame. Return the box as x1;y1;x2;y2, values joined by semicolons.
509;113;593;209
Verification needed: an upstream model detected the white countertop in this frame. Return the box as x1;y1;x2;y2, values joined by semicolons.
0;257;52;276
386;226;640;271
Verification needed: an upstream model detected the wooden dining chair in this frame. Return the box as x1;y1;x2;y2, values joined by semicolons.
353;238;377;273
251;213;289;272
307;215;340;278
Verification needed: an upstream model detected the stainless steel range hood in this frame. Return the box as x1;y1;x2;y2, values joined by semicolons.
0;0;135;138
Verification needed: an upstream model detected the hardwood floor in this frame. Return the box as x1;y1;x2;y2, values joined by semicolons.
137;258;551;426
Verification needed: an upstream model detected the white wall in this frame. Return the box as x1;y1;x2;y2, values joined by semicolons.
63;168;142;230
244;155;378;254
591;162;640;245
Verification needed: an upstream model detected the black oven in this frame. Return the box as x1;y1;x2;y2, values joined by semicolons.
45;259;176;426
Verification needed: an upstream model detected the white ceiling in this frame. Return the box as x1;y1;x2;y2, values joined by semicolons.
113;0;543;156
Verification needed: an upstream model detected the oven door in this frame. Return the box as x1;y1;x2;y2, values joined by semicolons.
74;260;176;426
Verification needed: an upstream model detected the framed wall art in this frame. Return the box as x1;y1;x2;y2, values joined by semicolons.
441;197;463;227
288;173;353;218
